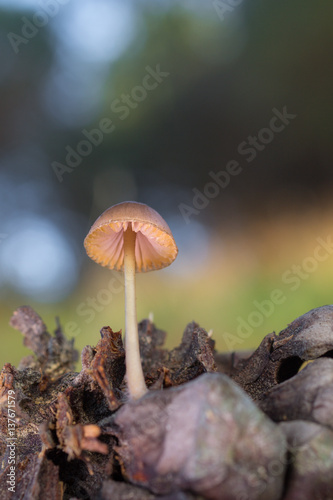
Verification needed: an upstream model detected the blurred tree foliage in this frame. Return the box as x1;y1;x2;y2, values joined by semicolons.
98;1;333;222
1;0;333;370
1;0;333;227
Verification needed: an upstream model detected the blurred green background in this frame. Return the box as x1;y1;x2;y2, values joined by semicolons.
1;0;333;370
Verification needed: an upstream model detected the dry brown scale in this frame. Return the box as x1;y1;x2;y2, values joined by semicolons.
1;305;333;499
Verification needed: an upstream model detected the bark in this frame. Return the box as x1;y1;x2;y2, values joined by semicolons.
230;305;333;400
1;305;333;499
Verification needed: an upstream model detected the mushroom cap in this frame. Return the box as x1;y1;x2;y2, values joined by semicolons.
84;201;178;272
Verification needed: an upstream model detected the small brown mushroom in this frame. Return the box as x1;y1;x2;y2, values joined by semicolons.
84;201;178;399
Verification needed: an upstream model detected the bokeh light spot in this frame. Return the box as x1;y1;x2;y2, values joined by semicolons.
1;217;78;302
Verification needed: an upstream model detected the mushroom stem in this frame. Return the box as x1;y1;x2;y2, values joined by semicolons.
123;225;148;399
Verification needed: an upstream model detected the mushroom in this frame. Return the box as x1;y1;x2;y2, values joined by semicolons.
84;201;178;399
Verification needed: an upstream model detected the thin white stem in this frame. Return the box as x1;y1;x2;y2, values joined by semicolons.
123;226;148;399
